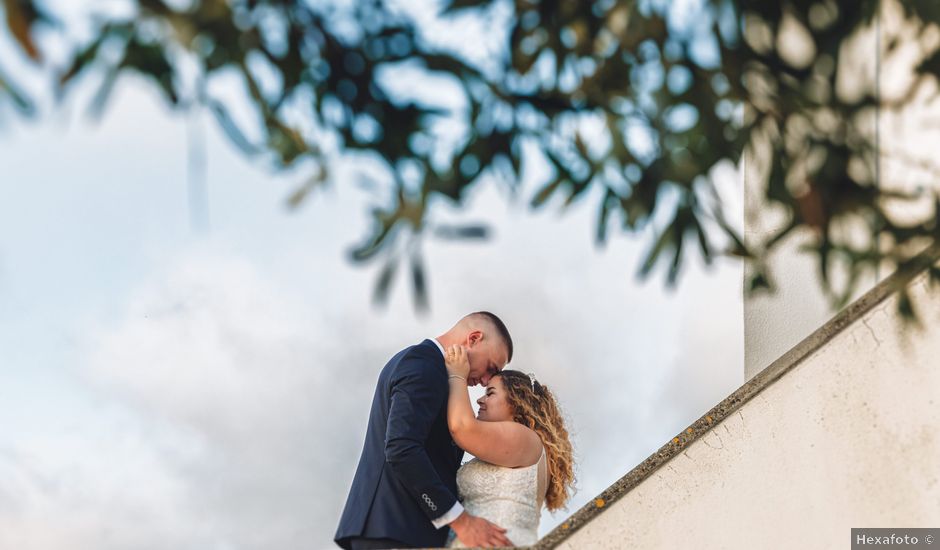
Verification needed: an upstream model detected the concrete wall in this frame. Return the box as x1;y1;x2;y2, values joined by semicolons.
533;5;940;548
877;1;940;237
742;11;882;379
744;0;940;379
549;271;940;550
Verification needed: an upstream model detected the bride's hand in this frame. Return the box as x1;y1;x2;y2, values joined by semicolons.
445;344;471;379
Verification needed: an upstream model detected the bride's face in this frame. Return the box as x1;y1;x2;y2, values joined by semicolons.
475;376;514;422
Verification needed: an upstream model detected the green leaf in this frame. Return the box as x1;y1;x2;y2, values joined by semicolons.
595;190;616;245
531;177;565;208
764;218;800;251
915;43;940;77
372;258;398;307
441;0;493;13
88;65;120;119
563;179;592;208
433;224;490;240
120;36;178;104
58;26;118;89
747;270;772;293
266;118;312;166
667;223;685;285
639;223;675;279
897;288;920;325
574;133;590;161
208;100;258;155
0;65;34;115
286;185;310;210
421;53;485;81
410;253;429;312
350;212;398;262
714;212;749;257
692;214;713;265
285;169;326;210
928;265;940;288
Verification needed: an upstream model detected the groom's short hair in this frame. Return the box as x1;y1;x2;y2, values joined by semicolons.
469;311;513;362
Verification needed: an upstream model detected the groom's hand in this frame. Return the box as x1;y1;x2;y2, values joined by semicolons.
450;511;511;548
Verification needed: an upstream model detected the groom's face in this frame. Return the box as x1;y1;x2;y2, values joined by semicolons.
465;331;509;387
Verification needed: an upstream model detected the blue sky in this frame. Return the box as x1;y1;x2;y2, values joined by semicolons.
0;1;743;548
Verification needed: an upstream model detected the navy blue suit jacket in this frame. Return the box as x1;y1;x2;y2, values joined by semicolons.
335;340;464;549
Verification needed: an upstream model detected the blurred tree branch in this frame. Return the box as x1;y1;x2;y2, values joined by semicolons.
3;0;940;315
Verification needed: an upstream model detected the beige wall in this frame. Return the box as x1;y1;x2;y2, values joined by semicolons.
547;4;940;547
742;227;853;379
556;273;940;550
744;1;940;379
741;15;881;379
877;1;940;234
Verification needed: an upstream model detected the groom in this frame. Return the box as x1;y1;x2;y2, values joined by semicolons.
335;312;514;549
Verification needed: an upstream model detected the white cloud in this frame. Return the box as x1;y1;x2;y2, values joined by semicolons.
77;249;384;550
2;248;389;550
0;414;199;550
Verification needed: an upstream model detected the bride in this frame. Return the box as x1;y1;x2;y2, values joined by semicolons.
444;345;575;547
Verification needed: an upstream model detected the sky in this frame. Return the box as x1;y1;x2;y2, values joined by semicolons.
0;1;743;549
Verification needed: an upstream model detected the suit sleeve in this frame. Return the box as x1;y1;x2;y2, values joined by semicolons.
384;352;458;524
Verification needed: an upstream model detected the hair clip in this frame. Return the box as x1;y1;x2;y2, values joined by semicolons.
526;372;537;390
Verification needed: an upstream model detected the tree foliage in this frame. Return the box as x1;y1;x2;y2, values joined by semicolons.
3;0;940;312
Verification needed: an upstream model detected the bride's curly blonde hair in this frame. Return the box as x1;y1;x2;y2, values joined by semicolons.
494;370;575;511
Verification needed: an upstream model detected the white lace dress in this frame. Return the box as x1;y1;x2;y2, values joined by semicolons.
448;448;547;547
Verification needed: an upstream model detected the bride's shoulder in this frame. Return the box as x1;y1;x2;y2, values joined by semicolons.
498;421;543;465
512;421;543;446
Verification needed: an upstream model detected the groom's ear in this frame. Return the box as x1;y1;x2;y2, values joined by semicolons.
467;330;483;346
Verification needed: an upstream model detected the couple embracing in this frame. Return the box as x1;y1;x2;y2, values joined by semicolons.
335;312;575;549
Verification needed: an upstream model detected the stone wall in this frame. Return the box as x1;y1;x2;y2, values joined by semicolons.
538;258;940;550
